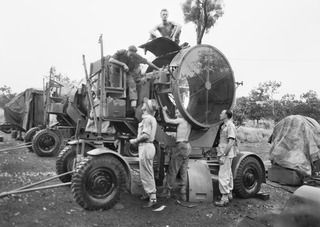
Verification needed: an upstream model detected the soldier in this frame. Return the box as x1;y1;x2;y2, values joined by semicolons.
109;46;159;109
129;98;158;208
160;106;191;201
215;109;237;207
150;9;182;44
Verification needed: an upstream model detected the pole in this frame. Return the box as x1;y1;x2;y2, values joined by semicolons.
82;55;98;131
97;34;105;141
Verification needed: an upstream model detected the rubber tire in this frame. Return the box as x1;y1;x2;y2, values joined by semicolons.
32;129;62;157
234;156;264;198
11;131;17;139
71;155;126;210
24;127;40;152
56;145;77;183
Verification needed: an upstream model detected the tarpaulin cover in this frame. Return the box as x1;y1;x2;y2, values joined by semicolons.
3;88;44;131
269;115;320;176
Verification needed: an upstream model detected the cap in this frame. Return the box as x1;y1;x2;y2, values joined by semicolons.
128;45;138;53
143;97;158;114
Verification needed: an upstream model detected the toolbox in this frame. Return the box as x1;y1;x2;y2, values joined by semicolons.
103;96;126;118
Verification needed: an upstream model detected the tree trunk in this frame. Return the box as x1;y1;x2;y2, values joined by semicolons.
196;0;202;44
197;0;208;45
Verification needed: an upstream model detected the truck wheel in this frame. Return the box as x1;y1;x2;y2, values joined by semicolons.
24;127;40;152
32;129;62;157
11;130;17;139
234;156;264;198
56;145;76;182
71;155;126;210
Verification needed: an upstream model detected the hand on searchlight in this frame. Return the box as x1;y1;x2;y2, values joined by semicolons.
129;139;137;144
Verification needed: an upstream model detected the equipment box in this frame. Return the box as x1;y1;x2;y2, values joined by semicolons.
49;103;64;114
103;97;126;118
268;164;302;186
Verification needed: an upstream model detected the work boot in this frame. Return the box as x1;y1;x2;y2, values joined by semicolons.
158;188;171;199
214;194;229;207
143;193;157;208
228;192;233;201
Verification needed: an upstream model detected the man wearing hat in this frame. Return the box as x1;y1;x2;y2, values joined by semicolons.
129;98;158;208
160;106;191;201
109;46;160;109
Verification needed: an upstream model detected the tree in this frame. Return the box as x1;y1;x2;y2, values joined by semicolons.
182;0;224;44
294;90;320;122
233;96;249;126
0;85;16;108
45;66;82;96
246;81;281;122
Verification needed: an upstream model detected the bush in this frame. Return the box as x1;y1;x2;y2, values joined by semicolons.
237;126;272;143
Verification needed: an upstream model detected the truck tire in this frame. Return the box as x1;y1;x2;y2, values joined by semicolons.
32;129;62;157
24;127;40;152
234;156;264;198
56;145;76;182
71;155;126;210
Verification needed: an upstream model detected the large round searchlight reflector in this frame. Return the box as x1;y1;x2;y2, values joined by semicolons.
170;45;235;128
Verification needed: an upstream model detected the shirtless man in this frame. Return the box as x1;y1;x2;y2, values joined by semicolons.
150;9;182;44
160;106;191;201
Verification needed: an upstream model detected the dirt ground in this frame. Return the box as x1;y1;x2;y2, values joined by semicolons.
0;133;291;227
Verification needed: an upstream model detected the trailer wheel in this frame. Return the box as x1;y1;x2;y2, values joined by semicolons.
32;129;62;157
24;127;40;152
71;155;126;210
56;145;76;182
234;156;264;198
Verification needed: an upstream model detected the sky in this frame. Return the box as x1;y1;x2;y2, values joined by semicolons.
1;0;320;98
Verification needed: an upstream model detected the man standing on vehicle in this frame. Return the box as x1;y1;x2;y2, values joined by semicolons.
109;46;160;109
129;98;158;208
150;9;182;44
215;109;237;206
160;106;191;201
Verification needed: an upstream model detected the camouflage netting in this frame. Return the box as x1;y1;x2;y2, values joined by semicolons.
269;115;320;176
3;88;44;131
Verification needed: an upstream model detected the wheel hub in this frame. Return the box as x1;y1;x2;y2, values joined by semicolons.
39;134;56;151
87;169;116;198
243;168;257;189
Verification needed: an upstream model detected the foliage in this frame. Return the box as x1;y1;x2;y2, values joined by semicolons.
245;81;281;122
182;0;224;44
233;96;249;126
45;66;82;96
0;85;16;108
235;82;320;123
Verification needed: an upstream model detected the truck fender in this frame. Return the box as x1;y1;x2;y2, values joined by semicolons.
67;139;94;148
87;147;132;192
232;151;266;183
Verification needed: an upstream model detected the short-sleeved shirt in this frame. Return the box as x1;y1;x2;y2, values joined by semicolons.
112;50;148;72
153;22;177;39
137;113;157;143
218;120;237;158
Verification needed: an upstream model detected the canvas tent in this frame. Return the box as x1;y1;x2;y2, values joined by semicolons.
3;88;44;131
269;115;320;176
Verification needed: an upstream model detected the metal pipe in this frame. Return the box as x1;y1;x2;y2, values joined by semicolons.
0;182;71;198
9;170;74;192
0;144;32;153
